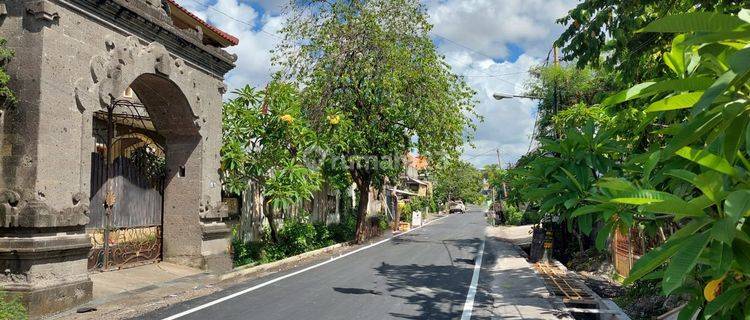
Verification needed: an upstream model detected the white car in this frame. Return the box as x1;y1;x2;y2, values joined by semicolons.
448;201;466;214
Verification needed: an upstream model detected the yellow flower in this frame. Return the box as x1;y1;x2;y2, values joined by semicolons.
280;114;294;123
704;278;723;302
328;115;341;125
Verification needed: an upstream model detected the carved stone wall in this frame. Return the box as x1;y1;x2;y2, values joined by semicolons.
0;0;235;317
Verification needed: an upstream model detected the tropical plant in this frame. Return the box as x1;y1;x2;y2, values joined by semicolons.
565;12;750;318
555;0;747;83
273;0;477;243
221;81;321;242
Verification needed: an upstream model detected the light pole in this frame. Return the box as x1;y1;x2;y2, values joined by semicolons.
491;92;543;203
492;93;541;101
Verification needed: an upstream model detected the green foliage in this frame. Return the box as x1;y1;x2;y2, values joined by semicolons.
504;203;524;226
221;82;321;201
378;213;390;231
232;213;358;266
555;0;746;83
432;159;483;204
523;64;618;139
0;291;27;320
0;37;16;110
327;212;358;243
129;146;166;182
410;196;438;214
516;11;750;318
274;0;477;241
399;202;412;222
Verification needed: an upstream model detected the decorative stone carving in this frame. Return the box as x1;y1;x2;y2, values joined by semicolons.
90;36;185;104
25;0;59;21
198;197;228;219
0;189;89;228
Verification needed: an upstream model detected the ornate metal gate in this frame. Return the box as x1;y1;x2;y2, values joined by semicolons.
87;98;166;271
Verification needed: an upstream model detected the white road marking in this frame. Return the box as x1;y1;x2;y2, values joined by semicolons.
162;215;449;320
460;237;486;320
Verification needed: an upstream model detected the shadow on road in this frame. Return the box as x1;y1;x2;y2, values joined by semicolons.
332;287;382;295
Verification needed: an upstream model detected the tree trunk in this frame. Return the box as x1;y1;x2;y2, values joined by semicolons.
264;199;279;243
393;193;400;230
354;180;371;243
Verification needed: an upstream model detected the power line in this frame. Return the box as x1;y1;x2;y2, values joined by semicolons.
180;0;533;88
183;0;283;41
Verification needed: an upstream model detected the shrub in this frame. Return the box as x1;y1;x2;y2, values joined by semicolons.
277;219;318;256
231;210;361;267
0;291;27;320
505;204;524;225
378;213;390;231
399;202;413;222
328;212;357;243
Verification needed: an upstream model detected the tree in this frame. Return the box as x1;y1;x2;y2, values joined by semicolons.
522;64;618;139
555;0;747;83
274;0;477;242
432;160;483;205
221;82;321;242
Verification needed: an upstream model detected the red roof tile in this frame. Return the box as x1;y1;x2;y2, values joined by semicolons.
166;0;239;46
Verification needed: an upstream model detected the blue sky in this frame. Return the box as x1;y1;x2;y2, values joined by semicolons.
175;0;578;168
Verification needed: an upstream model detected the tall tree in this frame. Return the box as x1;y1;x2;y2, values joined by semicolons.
274;0;477;242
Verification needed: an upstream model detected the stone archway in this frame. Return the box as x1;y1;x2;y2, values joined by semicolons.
128;73;205;268
82;37;231;270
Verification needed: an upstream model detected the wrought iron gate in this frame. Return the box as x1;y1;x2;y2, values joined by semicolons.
87;98;166;271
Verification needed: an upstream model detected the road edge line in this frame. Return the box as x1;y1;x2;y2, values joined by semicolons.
460;237;486;320
162;214;449;320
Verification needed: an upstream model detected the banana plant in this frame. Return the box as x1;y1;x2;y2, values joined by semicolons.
574;11;750;319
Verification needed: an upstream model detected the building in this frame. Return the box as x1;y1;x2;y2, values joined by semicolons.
0;0;237;316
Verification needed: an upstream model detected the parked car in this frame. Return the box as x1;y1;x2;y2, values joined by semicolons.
448;200;465;214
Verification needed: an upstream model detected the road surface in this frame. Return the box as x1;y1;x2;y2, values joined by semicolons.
143;206;489;320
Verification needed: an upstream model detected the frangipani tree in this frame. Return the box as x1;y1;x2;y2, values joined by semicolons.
221;81;321;243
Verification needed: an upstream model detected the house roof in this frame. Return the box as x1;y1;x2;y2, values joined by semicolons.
404;176;429;186
166;0;239;47
388;188;419;196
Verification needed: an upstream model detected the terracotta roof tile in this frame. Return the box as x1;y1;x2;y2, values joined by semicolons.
167;0;239;46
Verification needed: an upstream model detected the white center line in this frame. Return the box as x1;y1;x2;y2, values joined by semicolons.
460;237;486;320
162;215;449;320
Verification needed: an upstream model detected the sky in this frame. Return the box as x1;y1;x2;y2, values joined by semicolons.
174;0;578;168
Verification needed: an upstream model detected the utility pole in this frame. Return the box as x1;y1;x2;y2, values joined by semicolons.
496;148;508;199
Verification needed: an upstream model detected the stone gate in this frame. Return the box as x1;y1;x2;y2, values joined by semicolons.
0;0;237;317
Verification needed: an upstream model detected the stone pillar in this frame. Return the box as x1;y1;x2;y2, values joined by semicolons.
0;2;93;317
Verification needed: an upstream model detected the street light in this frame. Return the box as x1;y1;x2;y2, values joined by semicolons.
493;93;541;100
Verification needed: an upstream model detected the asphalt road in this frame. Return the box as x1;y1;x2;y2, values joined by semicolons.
143;207;488;320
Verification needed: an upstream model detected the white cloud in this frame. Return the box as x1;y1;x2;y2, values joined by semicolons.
175;0;283;92
178;0;576;168
453;53;539;168
425;0;576;59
